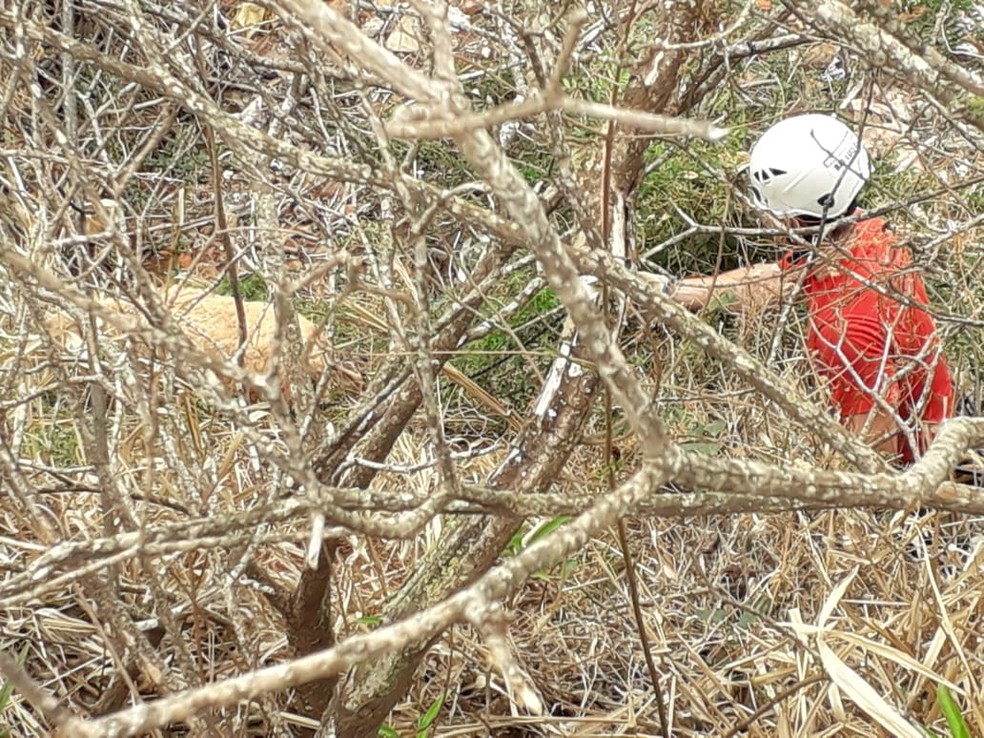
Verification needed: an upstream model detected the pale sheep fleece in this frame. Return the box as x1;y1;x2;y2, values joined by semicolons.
44;290;360;390
167;290;326;376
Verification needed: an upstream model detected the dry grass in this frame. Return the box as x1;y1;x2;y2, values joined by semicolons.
2;1;984;737
367;361;984;735
370;507;983;736
3;241;983;732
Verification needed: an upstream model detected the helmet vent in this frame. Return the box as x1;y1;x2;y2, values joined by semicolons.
754;167;787;183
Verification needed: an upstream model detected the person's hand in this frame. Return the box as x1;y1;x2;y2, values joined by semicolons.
638;271;675;296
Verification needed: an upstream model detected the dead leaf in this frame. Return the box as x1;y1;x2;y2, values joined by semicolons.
818;642;922;737
384;14;422;53
230;2;271;35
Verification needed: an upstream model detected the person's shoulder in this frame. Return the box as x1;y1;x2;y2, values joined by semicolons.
852;214;892;239
845;215;897;254
778;249;802;271
844;215;914;271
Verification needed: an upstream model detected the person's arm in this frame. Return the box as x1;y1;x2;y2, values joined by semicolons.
666;262;791;312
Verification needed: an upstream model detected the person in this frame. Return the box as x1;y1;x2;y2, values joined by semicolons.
663;113;955;466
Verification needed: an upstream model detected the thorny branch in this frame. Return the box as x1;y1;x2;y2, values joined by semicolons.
1;0;983;735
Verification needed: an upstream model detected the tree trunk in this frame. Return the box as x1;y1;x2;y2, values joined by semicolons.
329;348;602;736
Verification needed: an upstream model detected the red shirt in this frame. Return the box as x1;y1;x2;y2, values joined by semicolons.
781;217;953;462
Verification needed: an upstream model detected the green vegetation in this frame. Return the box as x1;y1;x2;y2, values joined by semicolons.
415;691;446;737
450;281;562;413
4;3;983;737
217;270;269;300
0;643;29;738
145;131;211;185
936;684;971;738
24;417;81;468
377;692;446;738
505;515;571;557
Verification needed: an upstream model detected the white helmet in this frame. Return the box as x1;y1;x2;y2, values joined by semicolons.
748;114;870;221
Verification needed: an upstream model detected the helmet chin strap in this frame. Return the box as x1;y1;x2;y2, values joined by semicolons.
784;210;834;266
787;201;861;268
